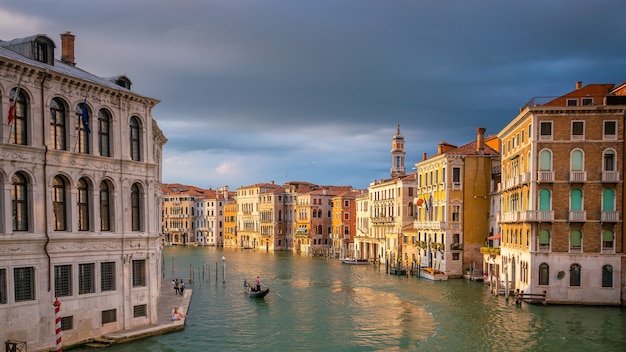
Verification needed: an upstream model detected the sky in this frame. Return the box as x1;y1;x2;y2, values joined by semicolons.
2;1;626;190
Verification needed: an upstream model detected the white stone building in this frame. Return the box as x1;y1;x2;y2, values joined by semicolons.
0;32;167;350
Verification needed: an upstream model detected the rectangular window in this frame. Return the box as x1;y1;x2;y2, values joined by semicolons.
102;309;117;324
572;121;584;139
452;206;460;222
61;316;73;331
452;167;461;183
14;267;35;302
101;262;116;292
79;263;95;294
132;260;146;287
133;304;147;317
343;212;349;220
582;97;593;106
0;269;6;304
540;122;552;138
604;121;617;139
54;265;72;297
566;98;578;106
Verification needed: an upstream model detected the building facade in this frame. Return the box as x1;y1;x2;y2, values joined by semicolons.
497;81;626;304
0;33;166;350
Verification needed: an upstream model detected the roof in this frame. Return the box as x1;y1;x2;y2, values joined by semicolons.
0;34;157;102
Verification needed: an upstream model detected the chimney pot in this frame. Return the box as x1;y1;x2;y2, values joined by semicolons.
60;31;76;66
422;152;427;161
476;127;486;153
576;81;582;89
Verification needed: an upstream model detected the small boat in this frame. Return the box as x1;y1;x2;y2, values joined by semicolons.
244;278;270;298
341;258;369;265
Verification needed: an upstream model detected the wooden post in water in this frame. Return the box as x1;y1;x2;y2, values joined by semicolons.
215;262;218;284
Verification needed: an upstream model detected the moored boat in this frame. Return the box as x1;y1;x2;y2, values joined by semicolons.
341;258;369;265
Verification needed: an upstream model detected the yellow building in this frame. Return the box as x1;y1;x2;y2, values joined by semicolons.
414;128;499;278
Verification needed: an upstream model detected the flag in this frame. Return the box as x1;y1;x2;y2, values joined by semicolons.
7;103;15;125
7;73;22;125
81;96;91;133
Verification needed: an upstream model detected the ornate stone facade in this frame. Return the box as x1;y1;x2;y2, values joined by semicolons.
0;33;166;350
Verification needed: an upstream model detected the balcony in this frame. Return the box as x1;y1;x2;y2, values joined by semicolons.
480;247;500;255
569;210;586;222
538;171;554;182
601;211;619;222
414;221;447;230
372;216;395;224
602;171;619;182
525;210;554;222
569;171;587;183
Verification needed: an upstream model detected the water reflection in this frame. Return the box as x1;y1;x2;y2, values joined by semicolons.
73;247;626;352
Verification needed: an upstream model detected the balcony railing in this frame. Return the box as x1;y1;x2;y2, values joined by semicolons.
538;171;554;182
602;171;619;182
480;247;500;255
569;210;586;222
601;211;619;222
414;221;447;230
569;171;587;182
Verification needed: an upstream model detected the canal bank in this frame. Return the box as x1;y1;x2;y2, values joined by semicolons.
79;278;193;348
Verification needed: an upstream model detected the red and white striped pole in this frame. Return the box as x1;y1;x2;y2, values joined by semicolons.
53;298;62;352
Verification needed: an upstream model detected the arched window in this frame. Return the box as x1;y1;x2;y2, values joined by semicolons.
602;189;615;211
539;189;551;210
12;171;29;231
50;98;67;150
570;189;583;211
602;265;613;288
570;150;583;171
538;229;550;250
76;102;90;154
9;89;28;145
538;263;549;285
569;263;581;286
539;150;552;171
603;150;615;171
570;230;582;251
100;181;112;231
78;178;90;231
131;183;141;231
98;109;111;157
130;116;142;161
52;175;67;230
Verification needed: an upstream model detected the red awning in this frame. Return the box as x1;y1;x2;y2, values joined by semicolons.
487;233;501;240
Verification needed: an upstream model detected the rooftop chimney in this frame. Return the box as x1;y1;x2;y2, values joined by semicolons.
423;152;427;161
438;142;445;154
576;81;582;90
60;31;76;66
476;127;486;153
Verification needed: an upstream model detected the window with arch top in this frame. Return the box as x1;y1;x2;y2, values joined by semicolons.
130;116;141;161
9;88;28;145
50;98;67;150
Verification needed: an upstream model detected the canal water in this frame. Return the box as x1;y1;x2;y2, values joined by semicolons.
77;246;626;351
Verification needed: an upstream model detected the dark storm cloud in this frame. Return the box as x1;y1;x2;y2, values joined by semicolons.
2;0;626;188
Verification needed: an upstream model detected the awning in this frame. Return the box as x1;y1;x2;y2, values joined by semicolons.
487;233;501;240
509;154;519;160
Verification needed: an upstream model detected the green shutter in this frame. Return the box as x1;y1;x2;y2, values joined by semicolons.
603;189;615;211
570;230;581;246
603;230;614;241
539;150;551;171
571;150;583;171
539;230;550;244
570;189;582;211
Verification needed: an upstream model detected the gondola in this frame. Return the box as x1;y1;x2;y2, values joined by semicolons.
244;278;270;298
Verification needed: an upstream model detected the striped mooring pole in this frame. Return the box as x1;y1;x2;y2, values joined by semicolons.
53;298;62;351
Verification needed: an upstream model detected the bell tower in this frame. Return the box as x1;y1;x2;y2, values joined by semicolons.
390;124;406;178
